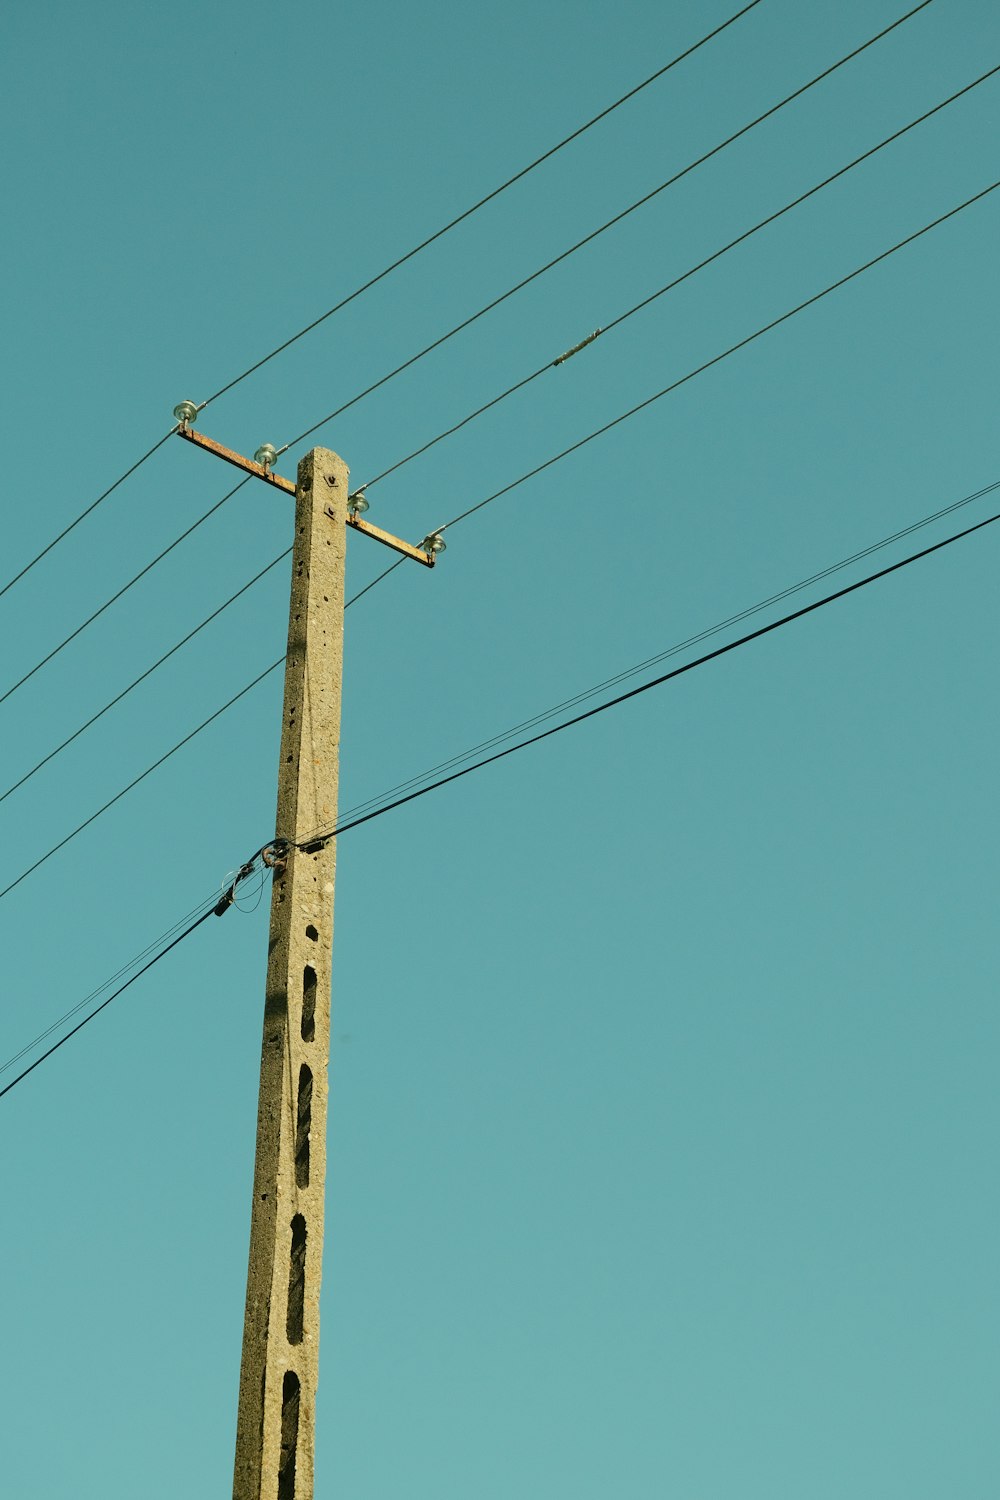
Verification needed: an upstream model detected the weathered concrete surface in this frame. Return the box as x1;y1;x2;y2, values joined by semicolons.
233;448;348;1500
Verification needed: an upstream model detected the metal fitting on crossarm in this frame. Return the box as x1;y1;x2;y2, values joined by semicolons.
420;531;447;558
173;400;199;430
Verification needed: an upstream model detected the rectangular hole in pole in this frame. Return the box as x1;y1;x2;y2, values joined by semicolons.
277;1370;300;1500
295;1065;312;1189
301;965;317;1043
287;1215;307;1346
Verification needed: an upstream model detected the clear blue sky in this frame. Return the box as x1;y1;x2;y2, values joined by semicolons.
2;2;999;1495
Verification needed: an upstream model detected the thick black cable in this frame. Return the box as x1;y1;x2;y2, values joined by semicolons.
0;476;251;709
294;502;1000;851
280;1;933;455
0;546;292;806
199;1;765;411
0;890;222;1077
301;477;1000;841
0;427;176;604
0;904;218;1104
8;479;997;1102
436;181;1000;533
357;63;999;496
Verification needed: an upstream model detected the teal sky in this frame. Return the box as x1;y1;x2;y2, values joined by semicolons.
2;2;999;1496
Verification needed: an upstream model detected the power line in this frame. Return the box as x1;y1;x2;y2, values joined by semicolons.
355;63;1000;498
0;476;251;710
1;3;927;707
7;453;996;917
278;2;933;456
0;661;283;905
6;171;992;911
0;8;762;612
320;478;1000;832
9;480;999;1104
0;427;176;604
0;6;764;614
0;900;220;1104
5;182;991;895
198;1;766;411
290;501;1000;854
0;547;292;807
0;888;222;1078
17;58;975;792
434;180;999;534
0;573;380;904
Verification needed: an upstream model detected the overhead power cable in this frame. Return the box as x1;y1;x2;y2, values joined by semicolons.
7;478;999;1104
0;428;176;604
278;1;933;456
355;63;1000;497
0;573;376;904
319;477;1000;832
0;889;222;1079
434;180;999;534
0;662;283;905
0;546;292;806
0;902;219;1104
0;8;765;607
3;182;992;896
23;58;977;789
0;1;926;703
198;1;765;410
285;502;1000;855
0;476;251;710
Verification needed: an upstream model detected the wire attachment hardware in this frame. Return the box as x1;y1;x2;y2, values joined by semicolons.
261;841;289;874
552;328;603;367
173;424;435;565
214;858;257;916
419;531;447;557
173;400;200;430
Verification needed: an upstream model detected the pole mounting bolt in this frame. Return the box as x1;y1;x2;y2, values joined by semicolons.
173;400;199;430
254;443;278;473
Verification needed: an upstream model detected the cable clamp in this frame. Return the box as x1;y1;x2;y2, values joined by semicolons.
214;858;257;916
261;840;289;873
552;328;602;366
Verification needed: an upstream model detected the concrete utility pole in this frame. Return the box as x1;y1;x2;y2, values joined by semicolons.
232;446;348;1500
171;406;439;1499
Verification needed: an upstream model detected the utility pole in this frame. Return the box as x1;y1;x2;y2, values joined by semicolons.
170;406;441;1500
232;443;347;1500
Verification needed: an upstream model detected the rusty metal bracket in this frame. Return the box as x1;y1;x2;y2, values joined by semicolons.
344;511;434;565
175;426;434;566
177;425;297;494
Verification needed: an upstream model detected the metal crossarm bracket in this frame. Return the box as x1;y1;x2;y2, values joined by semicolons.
175;425;436;566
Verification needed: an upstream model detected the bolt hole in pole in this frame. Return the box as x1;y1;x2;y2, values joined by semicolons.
301;966;317;1043
295;1066;312;1189
277;1371;300;1500
287;1215;307;1345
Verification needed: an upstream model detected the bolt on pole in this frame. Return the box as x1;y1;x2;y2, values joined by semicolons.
232;447;348;1500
